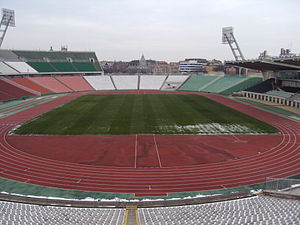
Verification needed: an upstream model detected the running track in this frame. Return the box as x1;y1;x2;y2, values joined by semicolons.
0;91;299;196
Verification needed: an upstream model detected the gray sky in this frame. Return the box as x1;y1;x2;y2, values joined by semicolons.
1;0;300;62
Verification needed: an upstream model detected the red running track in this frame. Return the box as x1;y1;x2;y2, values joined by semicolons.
0;91;299;196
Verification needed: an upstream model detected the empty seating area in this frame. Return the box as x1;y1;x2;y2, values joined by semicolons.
201;76;246;93
245;78;275;93
139;75;167;90
5;62;37;73
0;79;35;100
178;75;262;94
0;200;125;225
50;62;77;72
55;76;94;92
72;62;97;71
139;196;300;225
27;62;57;72
178;75;219;91
266;90;295;98
84;75;115;90
0;62;19;74
112;75;138;90
11;78;52;94
30;77;72;93
161;75;189;90
220;77;262;94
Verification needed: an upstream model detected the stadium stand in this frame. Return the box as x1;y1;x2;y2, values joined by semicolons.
84;75;115;90
161;75;190;90
30;77;73;93
12;50;97;61
55;76;94;92
10;77;52;94
10;50;103;73
5;61;37;73
139;196;300;225
201;76;246;93
0;78;35;100
27;62;57;72
0;200;125;225
50;62;77;72
266;90;295;98
245;78;275;93
289;93;300;102
72;62;97;72
0;62;18;74
112;75;139;90
178;75;219;91
140;75;167;90
219;77;262;94
0;49;20;62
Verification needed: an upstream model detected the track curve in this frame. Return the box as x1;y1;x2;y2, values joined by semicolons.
0;91;299;196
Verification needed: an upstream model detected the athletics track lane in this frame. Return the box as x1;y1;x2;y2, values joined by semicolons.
0;91;299;196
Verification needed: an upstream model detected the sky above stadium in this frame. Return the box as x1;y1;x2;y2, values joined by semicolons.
1;0;300;62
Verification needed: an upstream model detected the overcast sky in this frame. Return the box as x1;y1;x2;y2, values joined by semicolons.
1;0;300;62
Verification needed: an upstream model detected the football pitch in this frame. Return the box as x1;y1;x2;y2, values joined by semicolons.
14;94;277;135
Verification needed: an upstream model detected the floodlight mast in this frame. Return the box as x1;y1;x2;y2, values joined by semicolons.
222;27;245;61
0;8;16;48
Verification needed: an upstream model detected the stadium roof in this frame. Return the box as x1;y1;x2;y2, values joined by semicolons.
225;57;300;71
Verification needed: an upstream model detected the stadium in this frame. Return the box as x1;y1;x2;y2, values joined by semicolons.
0;5;300;225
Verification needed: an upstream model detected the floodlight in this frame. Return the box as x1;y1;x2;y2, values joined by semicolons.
222;26;233;44
1;8;15;27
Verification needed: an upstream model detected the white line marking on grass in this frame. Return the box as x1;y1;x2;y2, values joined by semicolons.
153;134;162;167
134;134;138;168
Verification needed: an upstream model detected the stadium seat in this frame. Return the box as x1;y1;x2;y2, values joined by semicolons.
55;76;94;92
140;75;167;90
112;75;139;90
84;75;115;90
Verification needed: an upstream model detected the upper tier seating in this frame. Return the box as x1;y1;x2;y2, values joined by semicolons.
5;62;37;73
55;76;94;92
11;77;52;94
140;75;167;90
27;62;57;72
112;75;138;90
0;78;35;100
245;78;275;93
0;62;18;74
0;200;125;225
84;75;115;90
30;77;72;93
178;75;219;91
72;62;97;71
50;62;77;72
139;196;300;225
161;75;190;90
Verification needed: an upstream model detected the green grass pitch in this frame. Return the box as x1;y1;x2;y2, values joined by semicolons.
14;94;278;135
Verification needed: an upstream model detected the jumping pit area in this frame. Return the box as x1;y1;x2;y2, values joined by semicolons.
1;91;299;197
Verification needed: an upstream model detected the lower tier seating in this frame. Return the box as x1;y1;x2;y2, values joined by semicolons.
161;75;190;90
0;78;35;100
0;200;125;225
139;196;300;225
140;75;167;90
55;76;94;92
112;75;138;90
11;77;52;94
30;77;73;93
84;75;115;90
